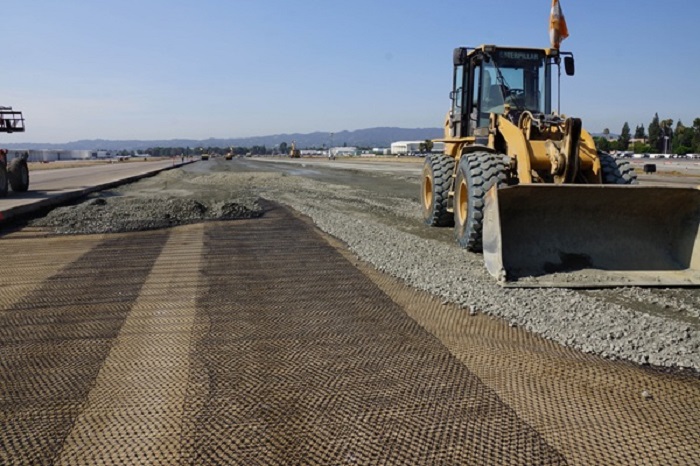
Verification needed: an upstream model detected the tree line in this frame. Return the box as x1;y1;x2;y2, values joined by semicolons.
594;114;700;155
144;142;362;157
144;146;270;157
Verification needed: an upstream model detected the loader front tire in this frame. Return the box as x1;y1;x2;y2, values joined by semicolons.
8;157;29;192
599;152;638;184
454;151;509;251
421;153;455;227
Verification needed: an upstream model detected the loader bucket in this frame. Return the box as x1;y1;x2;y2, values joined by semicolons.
482;185;700;287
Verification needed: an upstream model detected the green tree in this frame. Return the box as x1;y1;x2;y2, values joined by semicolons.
618;122;631;151
424;139;434;153
279;142;288;155
633;141;651;154
251;145;266;155
672;120;694;155
692;118;700;153
660;119;674;153
634;124;645;139
648;113;661;152
594;137;610;152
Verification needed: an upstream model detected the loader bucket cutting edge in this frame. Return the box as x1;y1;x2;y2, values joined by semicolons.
483;185;700;288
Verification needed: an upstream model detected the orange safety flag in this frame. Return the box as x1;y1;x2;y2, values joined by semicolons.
549;0;569;49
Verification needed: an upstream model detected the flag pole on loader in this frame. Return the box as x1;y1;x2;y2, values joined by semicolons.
549;0;569;49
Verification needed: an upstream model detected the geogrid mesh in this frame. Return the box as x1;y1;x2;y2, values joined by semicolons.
179;209;566;465
1;232;169;465
0;204;698;465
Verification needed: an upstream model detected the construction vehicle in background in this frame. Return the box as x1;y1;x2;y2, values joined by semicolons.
225;147;234;160
289;141;301;158
0;106;29;197
421;45;700;287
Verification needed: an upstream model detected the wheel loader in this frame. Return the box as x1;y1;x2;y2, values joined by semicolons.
422;45;700;287
289;141;301;158
0;106;29;197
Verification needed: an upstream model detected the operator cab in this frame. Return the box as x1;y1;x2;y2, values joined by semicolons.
449;45;573;139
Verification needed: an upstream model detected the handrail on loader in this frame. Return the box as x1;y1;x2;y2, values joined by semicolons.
0;106;25;133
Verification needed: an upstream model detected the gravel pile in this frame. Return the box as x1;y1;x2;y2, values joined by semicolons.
32;194;263;234
29;165;700;372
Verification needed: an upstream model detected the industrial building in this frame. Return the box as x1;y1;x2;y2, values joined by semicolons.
390;141;445;155
329;147;358;157
5;149;113;163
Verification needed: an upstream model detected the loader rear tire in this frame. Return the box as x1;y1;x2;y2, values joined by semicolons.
421;153;455;227
0;164;8;198
8;157;29;192
454;151;509;251
599;152;638;184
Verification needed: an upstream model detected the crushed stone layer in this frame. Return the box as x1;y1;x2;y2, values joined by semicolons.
32;189;263;234
25;161;700;372
2;207;699;465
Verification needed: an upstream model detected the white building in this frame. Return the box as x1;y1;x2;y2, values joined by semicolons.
372;148;391;155
330;146;358;157
300;149;325;156
6;149;95;163
390;141;445;155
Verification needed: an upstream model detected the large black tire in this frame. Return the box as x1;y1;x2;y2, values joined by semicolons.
8;157;29;192
454;151;509;251
599;152;638;184
0;164;7;198
421;153;455;227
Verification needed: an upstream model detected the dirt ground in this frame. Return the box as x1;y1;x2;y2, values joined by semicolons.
3;196;699;465
3;156;699;464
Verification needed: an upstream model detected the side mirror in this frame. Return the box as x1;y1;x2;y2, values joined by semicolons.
453;47;467;65
564;56;575;76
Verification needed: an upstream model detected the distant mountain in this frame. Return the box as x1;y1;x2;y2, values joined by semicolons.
3;127;444;151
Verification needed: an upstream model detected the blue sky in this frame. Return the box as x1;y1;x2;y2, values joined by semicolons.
4;0;700;143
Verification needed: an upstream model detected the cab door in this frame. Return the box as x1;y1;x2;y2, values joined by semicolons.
467;58;483;137
449;63;465;138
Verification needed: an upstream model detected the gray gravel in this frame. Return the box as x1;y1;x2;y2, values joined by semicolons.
30;163;700;372
33;196;262;234
31;171;264;234
260;175;699;372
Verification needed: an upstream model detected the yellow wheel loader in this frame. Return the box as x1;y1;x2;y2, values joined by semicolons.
289;141;301;158
422;45;700;287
